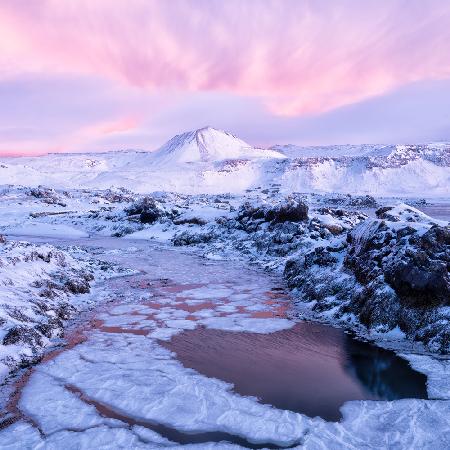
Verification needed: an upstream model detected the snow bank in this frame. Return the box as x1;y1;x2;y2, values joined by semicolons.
0;239;120;382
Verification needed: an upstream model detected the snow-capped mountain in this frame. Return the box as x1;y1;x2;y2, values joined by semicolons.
152;127;284;164
0;128;449;197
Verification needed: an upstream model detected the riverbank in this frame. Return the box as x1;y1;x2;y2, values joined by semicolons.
0;236;448;448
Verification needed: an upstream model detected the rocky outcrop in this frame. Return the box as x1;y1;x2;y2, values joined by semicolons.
120;192;448;354
237;197;308;227
124;196;164;224
27;186;68;207
282;214;450;353
0;241;116;381
345;221;449;309
172;230;217;246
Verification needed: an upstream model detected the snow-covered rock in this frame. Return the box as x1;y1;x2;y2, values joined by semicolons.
0;238;123;382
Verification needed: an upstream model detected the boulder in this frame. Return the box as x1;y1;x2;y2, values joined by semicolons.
124;196;163;224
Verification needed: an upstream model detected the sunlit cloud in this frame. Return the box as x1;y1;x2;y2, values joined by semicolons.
1;0;450;155
1;0;450;116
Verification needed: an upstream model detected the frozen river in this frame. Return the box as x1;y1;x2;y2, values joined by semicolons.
0;237;436;448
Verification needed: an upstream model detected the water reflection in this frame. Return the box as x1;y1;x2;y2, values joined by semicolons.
343;338;428;400
164;322;428;421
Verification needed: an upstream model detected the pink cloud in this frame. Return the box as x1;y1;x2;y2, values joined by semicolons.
0;114;142;155
1;0;450;117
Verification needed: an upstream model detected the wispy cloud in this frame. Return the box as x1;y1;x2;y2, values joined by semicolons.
1;1;450;154
1;0;450;116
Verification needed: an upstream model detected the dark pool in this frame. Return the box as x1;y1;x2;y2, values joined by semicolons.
164;322;428;421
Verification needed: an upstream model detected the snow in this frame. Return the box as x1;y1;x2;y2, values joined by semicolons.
152;127;284;164
0;239;126;383
19;372;119;435
0;421;242;449
1;128;448;197
19;331;310;446
199;317;294;333
402;354;450;400
3;222;89;238
302;399;450;449
379;202;448;226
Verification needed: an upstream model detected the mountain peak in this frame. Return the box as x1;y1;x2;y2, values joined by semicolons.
152;127;283;164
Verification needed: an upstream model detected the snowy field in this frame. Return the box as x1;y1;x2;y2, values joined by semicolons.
0;128;449;449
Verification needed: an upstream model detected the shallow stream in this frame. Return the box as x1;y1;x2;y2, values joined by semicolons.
0;237;429;448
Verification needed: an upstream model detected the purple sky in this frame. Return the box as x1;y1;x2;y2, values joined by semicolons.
1;0;450;155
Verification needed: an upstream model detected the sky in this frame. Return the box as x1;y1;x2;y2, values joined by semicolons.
1;0;450;155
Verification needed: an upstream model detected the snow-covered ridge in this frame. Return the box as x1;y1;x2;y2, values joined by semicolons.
0;128;449;197
272;142;450;164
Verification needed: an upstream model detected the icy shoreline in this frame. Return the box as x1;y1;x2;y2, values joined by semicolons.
0;237;447;449
0;183;448;448
0;237;132;385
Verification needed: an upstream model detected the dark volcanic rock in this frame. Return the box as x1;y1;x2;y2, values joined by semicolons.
173;216;208;226
266;200;309;223
125;196;163;224
237;197;308;229
348;195;377;208
172;230;217;246
3;326;44;348
346;221;449;308
283;211;449;353
385;226;449;308
140;210;160;224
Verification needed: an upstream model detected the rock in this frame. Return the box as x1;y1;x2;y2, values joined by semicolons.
375;206;398;221
237;197;308;229
27;186;67;207
266;200;309;223
375;203;436;224
304;247;338;269
140;210;160;224
3;326;44;348
346;221;449;308
173;216;208;226
348;195;377;208
63;271;93;294
384;226;450;308
35;318;64;339
341;219;450;352
172;231;216;246
125;196;163;224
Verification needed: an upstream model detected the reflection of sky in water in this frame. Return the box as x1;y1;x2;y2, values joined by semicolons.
164;322;427;421
94;261;429;422
343;339;428;401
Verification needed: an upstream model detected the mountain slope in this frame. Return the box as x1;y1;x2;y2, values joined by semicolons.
0;132;448;197
152;127;284;164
